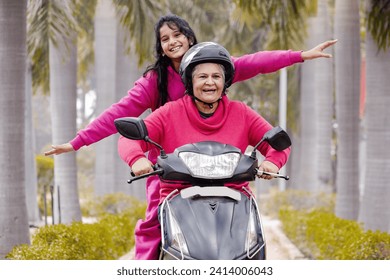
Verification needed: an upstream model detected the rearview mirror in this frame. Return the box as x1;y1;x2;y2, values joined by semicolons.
114;117;148;140
114;117;167;158
262;126;291;151
251;126;291;159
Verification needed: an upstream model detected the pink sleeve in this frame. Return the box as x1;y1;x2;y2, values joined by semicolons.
70;73;158;150
231;50;303;84
263;145;291;169
246;106;291;169
117;136;148;167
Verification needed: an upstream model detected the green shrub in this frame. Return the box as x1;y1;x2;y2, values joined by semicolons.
280;209;390;260
36;155;54;216
36;155;54;182
9;222;114;260
260;188;335;218
7;199;146;260
262;189;390;260
82;192;144;217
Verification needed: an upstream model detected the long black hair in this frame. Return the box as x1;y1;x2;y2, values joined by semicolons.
143;14;198;107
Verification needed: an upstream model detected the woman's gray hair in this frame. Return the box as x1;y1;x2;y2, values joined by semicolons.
191;63;226;82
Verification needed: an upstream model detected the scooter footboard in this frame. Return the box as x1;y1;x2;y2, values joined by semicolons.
159;187;265;260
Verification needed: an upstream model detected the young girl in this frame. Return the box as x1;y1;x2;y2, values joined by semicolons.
45;14;337;259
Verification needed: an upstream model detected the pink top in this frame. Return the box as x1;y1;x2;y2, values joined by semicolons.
118;95;291;200
71;50;303;151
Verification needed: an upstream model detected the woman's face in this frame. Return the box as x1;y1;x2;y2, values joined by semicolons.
160;23;192;67
192;63;225;110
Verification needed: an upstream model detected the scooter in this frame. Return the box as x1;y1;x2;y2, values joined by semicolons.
115;117;291;260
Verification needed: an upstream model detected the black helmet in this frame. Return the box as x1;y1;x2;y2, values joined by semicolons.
179;42;235;95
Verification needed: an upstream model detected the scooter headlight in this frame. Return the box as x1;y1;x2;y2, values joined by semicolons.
178;152;240;179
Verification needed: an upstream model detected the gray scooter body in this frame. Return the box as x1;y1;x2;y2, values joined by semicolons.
160;187;265;260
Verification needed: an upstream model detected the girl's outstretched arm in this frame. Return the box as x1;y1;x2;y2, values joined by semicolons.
301;39;338;60
231;39;337;83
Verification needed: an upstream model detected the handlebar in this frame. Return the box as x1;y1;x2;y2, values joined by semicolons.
128;167;164;184
130;163;158;177
257;170;289;180
128;168;289;184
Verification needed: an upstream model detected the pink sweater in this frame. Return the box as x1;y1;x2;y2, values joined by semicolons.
118;95;291;200
71;50;303;151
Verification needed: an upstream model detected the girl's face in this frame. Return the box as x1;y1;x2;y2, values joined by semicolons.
192;63;225;111
160;23;192;70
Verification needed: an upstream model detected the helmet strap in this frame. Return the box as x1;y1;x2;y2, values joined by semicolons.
192;95;222;109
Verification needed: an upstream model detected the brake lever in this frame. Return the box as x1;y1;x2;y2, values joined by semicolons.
257;170;289;180
128;167;163;184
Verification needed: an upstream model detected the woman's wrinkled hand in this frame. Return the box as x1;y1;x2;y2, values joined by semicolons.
131;157;154;176
257;160;279;180
44;143;75;156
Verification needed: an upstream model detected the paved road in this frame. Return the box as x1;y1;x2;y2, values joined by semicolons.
262;216;305;260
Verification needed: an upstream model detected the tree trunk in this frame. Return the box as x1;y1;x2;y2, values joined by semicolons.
114;22;147;200
93;0;117;196
297;17;319;191
334;0;361;220
314;0;334;193
49;33;81;223
358;1;390;232
0;0;30;259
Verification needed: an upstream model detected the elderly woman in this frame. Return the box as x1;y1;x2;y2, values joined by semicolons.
118;42;291;258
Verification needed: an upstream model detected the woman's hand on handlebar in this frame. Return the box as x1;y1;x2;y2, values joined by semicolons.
44;143;75;156
131;157;154;176
258;161;279;180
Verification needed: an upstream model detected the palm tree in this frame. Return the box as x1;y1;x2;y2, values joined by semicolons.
285;0;334;193
93;0;162;197
231;0;313;51
26;1;52;224
359;31;390;232
334;0;361;220
358;0;390;232
229;1;311;192
297;17;319;191
93;0;118;196
46;0;81;223
50;46;81;224
313;0;334;192
114;0;163;65
114;23;147;199
0;0;30;259
29;0;99;223
25;64;40;224
49;34;81;223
